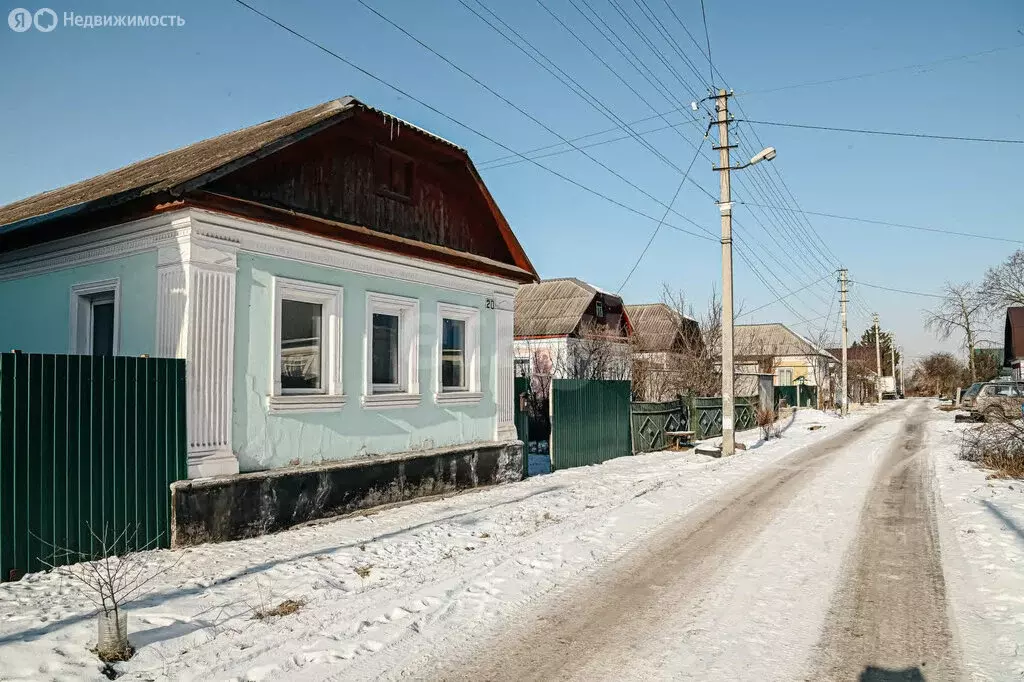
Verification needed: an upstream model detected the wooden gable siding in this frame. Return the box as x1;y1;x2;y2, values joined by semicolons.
205;112;514;265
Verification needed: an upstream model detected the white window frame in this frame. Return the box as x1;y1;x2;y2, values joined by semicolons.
364;292;420;408
776;367;793;386
435;302;482;405
69;278;121;356
269;277;344;413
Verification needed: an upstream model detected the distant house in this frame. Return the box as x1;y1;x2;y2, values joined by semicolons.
827;343;881;404
734;323;838;397
0;96;538;494
513;278;631;383
1005;307;1024;379
625;302;702;401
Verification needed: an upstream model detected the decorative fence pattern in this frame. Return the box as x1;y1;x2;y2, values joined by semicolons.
631;395;760;451
550;379;631;470
0;353;187;582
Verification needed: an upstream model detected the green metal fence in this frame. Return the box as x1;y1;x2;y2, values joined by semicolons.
550;379;631;470
691;395;759;440
631;398;688;453
514;376;531;478
775;385;817;409
0;353;187;581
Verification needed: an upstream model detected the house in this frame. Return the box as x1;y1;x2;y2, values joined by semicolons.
513;278;631;382
625;302;702;401
826;343;881;403
1005;307;1024;379
734;323;838;399
0;97;538;539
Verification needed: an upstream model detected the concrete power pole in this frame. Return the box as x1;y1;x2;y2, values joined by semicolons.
890;340;897;395
873;313;883;403
900;347;906;396
840;269;848;416
715;89;736;456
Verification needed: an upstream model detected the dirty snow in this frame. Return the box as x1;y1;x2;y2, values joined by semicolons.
930;410;1024;681
0;406;888;681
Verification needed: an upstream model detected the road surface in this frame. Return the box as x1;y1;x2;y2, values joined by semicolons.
438;401;961;681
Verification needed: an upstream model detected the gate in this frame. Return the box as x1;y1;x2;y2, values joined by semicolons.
775;385;817;408
550;379;631;470
631;398;688;453
0;353;187;581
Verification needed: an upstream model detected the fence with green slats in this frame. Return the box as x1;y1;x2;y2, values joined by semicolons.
550;379;631;470
775;385;818;409
0;353;186;582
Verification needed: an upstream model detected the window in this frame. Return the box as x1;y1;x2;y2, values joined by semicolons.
365;292;420;407
595;300;604;318
271;277;343;412
70;279;120;356
514;358;531;378
374;145;415;202
776;367;793;386
981;385;998;397
435;302;481;404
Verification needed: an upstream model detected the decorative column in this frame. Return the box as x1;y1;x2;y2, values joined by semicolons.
157;217;239;478
493;292;517;441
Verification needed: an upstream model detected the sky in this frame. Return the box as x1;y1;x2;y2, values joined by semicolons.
1;0;1022;364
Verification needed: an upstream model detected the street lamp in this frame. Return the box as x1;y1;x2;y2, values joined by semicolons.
713;88;776;457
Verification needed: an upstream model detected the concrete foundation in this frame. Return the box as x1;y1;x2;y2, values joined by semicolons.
171;440;524;546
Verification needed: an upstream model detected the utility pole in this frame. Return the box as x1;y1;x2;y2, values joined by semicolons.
840;269;848;416
873;313;883;403
715;89;736;456
890;338;897;394
900;347;906;396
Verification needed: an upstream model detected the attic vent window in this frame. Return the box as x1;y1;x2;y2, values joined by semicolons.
595;300;604;318
375;145;414;203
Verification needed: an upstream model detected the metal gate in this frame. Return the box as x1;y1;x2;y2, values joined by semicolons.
631;398;688;453
0;353;187;581
550;379;631;470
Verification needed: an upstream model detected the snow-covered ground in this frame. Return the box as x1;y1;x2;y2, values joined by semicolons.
930;410;1024;681
0;406;884;681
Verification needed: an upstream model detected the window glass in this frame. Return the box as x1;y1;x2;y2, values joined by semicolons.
372;313;400;387
514;358;531;377
280;300;322;391
91;299;115;357
981;385;997;396
441;318;466;390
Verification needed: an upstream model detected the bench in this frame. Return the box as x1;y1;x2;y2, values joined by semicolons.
664;430;696;448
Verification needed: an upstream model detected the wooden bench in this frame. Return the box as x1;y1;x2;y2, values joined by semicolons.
664;430;696;448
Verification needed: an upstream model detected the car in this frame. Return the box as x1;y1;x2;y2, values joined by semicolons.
960;382;984;409
971;382;1024;421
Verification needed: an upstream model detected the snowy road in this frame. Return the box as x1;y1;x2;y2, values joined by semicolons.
5;400;1021;681
437;401;960;681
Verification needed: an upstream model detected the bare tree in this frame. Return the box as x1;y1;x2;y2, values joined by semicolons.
980;249;1024;310
656;286;722;397
924;282;988;382
907;352;967;397
566;319;631;381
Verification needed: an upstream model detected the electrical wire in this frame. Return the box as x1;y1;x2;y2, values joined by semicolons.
698;0;713;86
739;119;1024;145
736;273;833;319
849;281;946;299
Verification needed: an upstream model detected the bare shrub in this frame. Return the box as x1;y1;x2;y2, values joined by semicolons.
756;406;780;441
960;421;1024;477
254;599;306;620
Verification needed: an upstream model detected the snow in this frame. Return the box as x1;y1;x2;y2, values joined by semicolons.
930;410;1024;681
0;406;886;680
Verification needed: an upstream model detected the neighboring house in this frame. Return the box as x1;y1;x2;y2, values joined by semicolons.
1006;307;1024;380
513;278;631;383
827;343;880;404
0;97;538;487
734;323;838;395
625;302;702;401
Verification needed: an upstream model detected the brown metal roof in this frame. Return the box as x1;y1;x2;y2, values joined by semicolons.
625;303;698;352
514;278;609;338
735;323;837;360
1006;307;1024;362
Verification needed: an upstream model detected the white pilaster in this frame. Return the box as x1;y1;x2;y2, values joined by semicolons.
157;218;239;478
494;292;517;441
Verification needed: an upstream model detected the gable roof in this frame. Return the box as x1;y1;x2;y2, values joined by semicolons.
826;343;879;371
625;303;698;352
735;323;837;360
0;97;537;281
515;278;616;337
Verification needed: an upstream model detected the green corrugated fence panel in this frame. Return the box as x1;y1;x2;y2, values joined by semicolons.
775;385;817;409
550;379;631;471
0;353;186;581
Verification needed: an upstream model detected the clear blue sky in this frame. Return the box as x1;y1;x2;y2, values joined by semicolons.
1;0;1022;362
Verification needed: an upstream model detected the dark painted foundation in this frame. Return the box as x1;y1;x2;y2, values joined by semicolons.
171;440;524;546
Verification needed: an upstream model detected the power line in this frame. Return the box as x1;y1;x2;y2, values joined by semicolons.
698;0;713;86
231;0;717;243
617;139;707;292
850;281;945;299
739;118;1024;145
737;273;833;319
737;202;1024;245
739;43;1024;97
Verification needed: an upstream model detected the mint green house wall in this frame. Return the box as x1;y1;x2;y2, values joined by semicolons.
233;253;497;472
0;251;158;355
